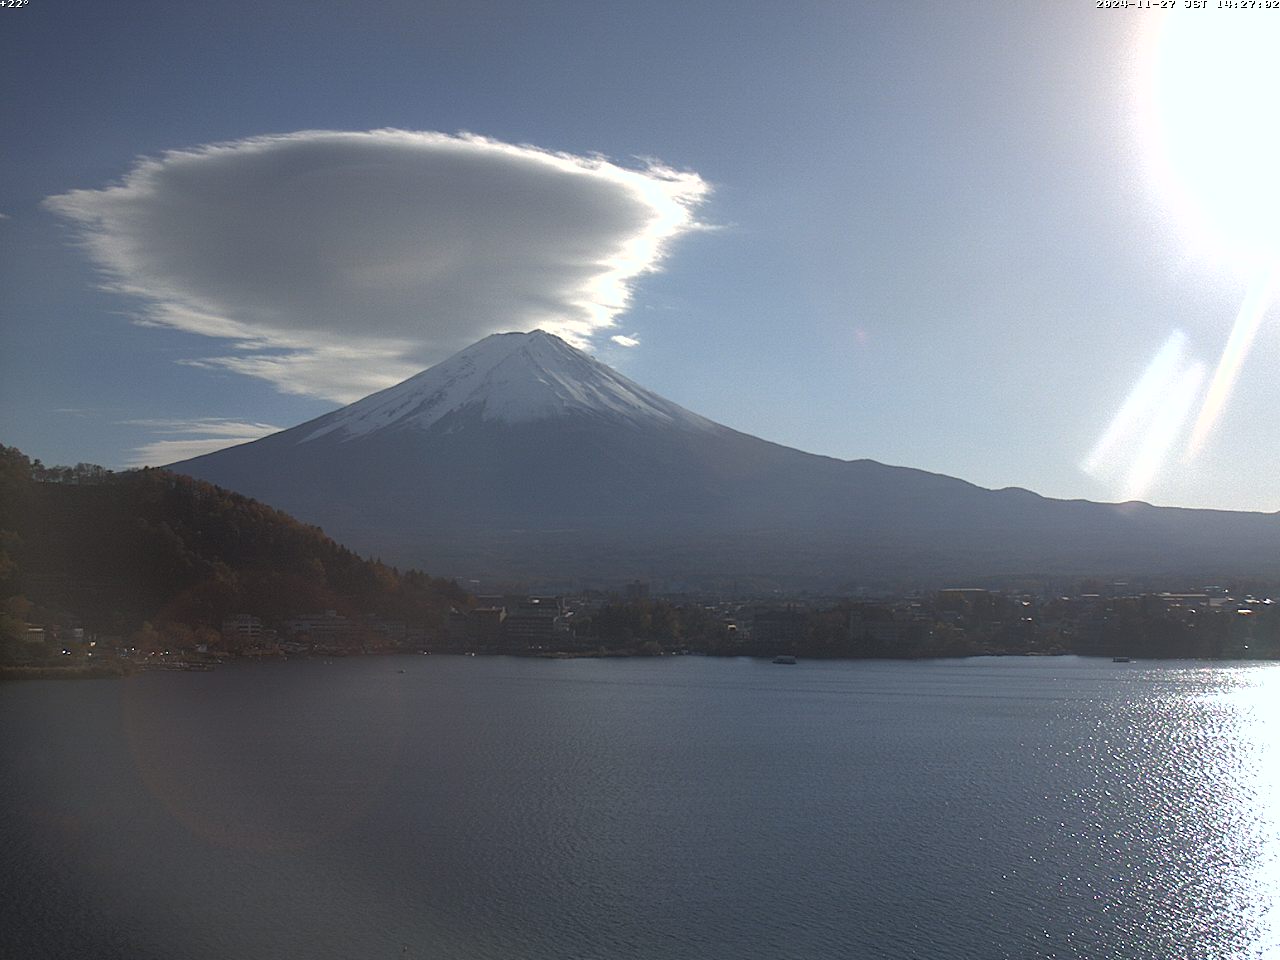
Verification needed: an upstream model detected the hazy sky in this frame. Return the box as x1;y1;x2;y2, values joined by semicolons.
2;0;1277;511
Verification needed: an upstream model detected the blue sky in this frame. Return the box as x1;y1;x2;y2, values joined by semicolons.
2;0;1277;511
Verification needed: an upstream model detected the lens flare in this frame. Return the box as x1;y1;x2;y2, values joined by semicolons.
1185;268;1278;459
1125;360;1204;500
1092;14;1280;500
1082;331;1205;501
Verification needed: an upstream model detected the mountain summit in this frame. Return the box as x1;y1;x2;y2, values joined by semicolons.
300;330;717;442
171;331;1280;589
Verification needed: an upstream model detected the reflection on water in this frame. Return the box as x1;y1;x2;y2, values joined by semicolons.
1221;669;1280;958
2;656;1280;960
1051;665;1278;959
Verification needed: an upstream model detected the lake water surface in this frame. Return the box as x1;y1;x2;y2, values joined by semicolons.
3;655;1279;959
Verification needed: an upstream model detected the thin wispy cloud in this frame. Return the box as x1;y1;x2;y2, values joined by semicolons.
124;418;282;467
54;407;101;417
611;334;641;348
45;130;709;402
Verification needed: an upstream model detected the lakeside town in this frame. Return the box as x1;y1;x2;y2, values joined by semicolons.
7;578;1278;678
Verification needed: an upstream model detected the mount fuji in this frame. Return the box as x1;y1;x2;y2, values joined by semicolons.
170;330;1280;589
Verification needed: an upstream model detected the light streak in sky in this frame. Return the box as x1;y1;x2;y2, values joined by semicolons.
1184;267;1278;459
1082;331;1204;499
1126;360;1204;501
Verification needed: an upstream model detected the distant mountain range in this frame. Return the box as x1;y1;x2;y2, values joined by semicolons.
170;330;1280;590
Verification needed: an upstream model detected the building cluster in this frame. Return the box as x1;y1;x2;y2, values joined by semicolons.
710;583;1279;659
7;580;1278;667
220;610;424;657
444;596;573;651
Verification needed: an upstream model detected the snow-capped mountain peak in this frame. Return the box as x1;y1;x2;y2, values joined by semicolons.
170;330;1280;590
300;330;716;442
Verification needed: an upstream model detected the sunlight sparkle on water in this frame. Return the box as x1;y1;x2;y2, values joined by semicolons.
1217;668;1280;958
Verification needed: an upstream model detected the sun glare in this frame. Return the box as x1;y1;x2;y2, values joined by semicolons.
1140;14;1280;267
1088;15;1280;499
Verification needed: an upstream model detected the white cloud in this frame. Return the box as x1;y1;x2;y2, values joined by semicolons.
46;130;709;401
611;333;641;347
124;418;282;467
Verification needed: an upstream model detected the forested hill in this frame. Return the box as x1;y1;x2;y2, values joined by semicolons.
0;444;469;639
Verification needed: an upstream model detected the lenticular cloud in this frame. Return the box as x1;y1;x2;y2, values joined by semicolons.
45;130;709;401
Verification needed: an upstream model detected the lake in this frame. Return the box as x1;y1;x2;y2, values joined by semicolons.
2;655;1278;959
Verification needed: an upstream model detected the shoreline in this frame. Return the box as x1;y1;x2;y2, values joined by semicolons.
0;662;135;682
6;648;1279;681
